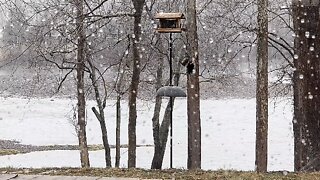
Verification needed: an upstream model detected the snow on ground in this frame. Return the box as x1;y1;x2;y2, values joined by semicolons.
0;97;293;171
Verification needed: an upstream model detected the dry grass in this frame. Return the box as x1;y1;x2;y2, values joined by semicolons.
1;168;320;179
0;143;152;156
0;149;20;156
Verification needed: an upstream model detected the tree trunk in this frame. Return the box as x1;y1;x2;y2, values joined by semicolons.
95;109;112;168
151;35;164;169
115;95;121;168
292;0;320;172
292;1;307;171
153;85;180;169
128;0;145;168
75;0;90;168
255;0;268;173
115;60;127;168
88;59;111;168
186;0;201;170
92;107;111;167
151;96;173;169
151;41;184;169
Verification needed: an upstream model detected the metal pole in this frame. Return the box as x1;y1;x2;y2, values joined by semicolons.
169;33;173;169
169;33;173;86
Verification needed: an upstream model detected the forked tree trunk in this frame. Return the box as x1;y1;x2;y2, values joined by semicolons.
88;60;111;168
186;0;201;169
255;0;269;173
75;0;90;168
151;40;184;169
154;98;175;167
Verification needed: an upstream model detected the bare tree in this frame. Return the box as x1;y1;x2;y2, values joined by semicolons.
115;43;131;167
88;58;111;167
128;0;145;168
255;0;269;173
292;0;320;172
1;0;141;168
186;0;201;170
75;0;90;168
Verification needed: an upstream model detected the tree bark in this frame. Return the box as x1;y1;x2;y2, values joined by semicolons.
115;58;128;168
128;0;145;168
292;1;307;171
115;95;121;168
75;0;90;168
88;59;111;168
292;0;320;171
255;0;268;173
151;41;184;169
151;35;164;169
92;107;111;167
186;0;201;169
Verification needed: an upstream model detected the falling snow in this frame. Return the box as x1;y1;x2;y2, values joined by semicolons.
0;98;294;171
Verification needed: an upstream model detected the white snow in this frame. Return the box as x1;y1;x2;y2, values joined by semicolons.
0;97;293;171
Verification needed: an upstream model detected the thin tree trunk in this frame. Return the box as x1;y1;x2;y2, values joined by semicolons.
255;0;268;173
115;54;129;167
128;0;145;168
115;60;127;168
92;107;111;168
88;59;111;168
92;107;111;167
75;0;89;168
115;95;121;168
186;0;201;170
157;98;175;166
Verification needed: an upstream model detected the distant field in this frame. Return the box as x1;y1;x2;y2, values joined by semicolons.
1;168;319;180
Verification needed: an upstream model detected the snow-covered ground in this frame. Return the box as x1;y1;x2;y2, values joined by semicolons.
0;97;294;171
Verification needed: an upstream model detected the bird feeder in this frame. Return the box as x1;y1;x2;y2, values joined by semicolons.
156;86;187;97
155;12;185;33
154;12;186;170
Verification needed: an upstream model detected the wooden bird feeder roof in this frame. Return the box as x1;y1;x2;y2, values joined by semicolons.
155;12;185;19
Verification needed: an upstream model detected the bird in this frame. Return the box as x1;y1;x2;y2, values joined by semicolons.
187;62;194;74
